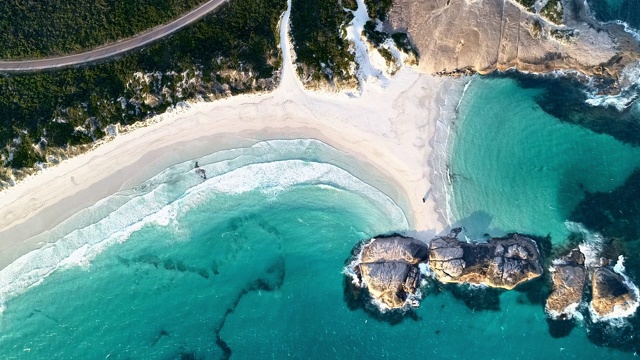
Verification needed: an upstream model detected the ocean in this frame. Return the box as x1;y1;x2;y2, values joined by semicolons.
1;81;639;358
586;0;640;31
449;76;640;243
2;1;640;353
448;73;640;355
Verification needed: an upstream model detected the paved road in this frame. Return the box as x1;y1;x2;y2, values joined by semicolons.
0;0;227;72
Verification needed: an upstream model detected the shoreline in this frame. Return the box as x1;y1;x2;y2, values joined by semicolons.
0;67;454;271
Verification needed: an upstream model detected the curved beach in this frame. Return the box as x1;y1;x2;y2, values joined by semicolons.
0;66;456;270
0;0;460;274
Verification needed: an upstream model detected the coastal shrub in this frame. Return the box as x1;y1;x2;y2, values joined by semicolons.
514;0;536;10
0;0;286;170
340;0;358;10
392;33;419;62
541;0;564;25
290;0;356;85
9;135;43;169
0;0;210;59
363;0;393;20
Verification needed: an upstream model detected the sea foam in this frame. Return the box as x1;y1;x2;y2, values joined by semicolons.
0;139;408;309
585;61;640;111
589;255;640;323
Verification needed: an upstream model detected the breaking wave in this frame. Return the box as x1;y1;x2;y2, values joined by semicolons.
0;139;408;308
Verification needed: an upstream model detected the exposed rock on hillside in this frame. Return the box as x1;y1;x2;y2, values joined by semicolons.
429;230;543;289
546;249;587;319
388;0;640;82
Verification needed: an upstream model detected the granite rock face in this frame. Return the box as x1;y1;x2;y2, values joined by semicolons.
360;236;429;265
591;266;638;318
388;0;640;82
545;249;587;319
354;236;429;309
429;230;543;289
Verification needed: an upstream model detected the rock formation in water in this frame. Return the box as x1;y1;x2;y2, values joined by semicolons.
387;0;640;86
591;266;639;318
545;249;587;319
428;229;543;289
351;235;429;309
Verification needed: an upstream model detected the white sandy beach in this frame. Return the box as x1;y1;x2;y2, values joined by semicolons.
0;0;464;272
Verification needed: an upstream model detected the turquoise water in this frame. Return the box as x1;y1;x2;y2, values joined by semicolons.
0;136;637;358
449;77;640;243
586;0;640;30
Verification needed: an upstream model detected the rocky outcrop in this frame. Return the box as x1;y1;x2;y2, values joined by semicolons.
591;266;639;318
545;249;587;319
360;236;429;265
352;236;429;309
387;0;640;85
429;230;543;289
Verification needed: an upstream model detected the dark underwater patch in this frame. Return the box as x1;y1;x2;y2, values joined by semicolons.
116;254;210;279
213;256;286;359
566;167;640;352
445;283;502;312
489;71;640;147
586;0;640;29
514;277;549;306
584;315;640;353
570;168;640;278
546;317;577;338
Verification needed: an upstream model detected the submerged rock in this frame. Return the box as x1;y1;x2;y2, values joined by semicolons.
350;235;429;310
546;249;587;319
429;230;543;289
590;266;638;318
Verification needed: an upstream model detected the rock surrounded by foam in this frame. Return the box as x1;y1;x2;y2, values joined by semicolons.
591;266;638;317
546;249;587;319
353;235;429;309
429;229;543;289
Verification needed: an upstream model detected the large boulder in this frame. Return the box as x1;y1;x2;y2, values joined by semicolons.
429;230;543;289
591;266;638;318
545;249;587;319
352;235;429;309
388;0;640;82
359;262;421;309
360;236;429;265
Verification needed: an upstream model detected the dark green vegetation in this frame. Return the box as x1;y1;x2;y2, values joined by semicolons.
362;2;418;66
532;20;543;38
0;0;209;59
288;0;418;86
0;0;286;172
363;0;393;21
514;0;536;11
290;0;356;85
541;0;564;25
341;0;358;10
